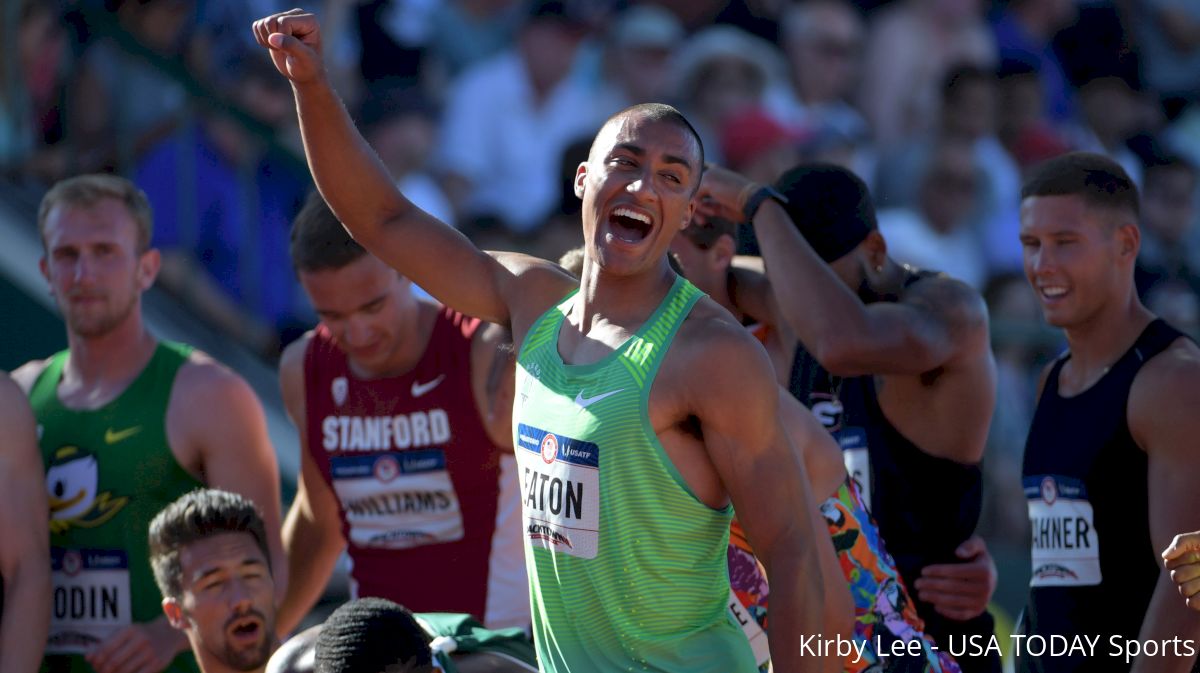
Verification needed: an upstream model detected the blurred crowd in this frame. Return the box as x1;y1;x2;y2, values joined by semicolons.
5;0;1200;618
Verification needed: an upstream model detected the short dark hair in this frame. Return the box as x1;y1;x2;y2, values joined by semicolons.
315;598;433;673
149;489;271;600
1021;152;1140;219
591;103;706;184
290;192;368;273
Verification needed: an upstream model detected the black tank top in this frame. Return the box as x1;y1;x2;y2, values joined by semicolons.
1020;319;1186;673
788;270;998;673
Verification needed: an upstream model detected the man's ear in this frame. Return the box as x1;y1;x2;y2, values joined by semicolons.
863;230;888;270
712;233;735;271
574;162;589;200
1116;221;1140;260
162;597;187;631
39;256;50;288
137;248;162;291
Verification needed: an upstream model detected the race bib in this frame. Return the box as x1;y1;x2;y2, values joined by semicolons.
46;548;132;654
515;424;600;560
331;449;464;549
837;427;871;513
1025;474;1101;587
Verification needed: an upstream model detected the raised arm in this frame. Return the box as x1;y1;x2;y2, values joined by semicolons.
1129;347;1200;673
692;323;843;672
702;165;986;377
0;374;50;673
250;10;572;325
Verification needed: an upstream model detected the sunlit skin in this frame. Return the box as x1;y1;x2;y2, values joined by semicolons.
163;533;276;673
297;255;427;379
1019;194;1137;331
39;199;158;339
576;116;700;281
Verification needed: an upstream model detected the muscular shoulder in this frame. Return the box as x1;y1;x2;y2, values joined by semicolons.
903;273;989;336
174;350;264;416
10;358;52;394
1129;337;1200;454
674;298;777;401
280;333;315;390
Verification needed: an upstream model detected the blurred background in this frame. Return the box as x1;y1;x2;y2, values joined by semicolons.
3;0;1200;651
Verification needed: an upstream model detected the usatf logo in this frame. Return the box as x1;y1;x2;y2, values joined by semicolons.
45;446;128;534
809;393;844;432
540;434;559;464
332;377;348;407
1041;476;1058;505
373;456;400;482
62;550;83;576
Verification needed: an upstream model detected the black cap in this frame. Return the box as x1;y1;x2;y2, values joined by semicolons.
774;163;876;263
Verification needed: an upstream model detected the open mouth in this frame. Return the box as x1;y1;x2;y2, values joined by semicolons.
228;616;263;643
608;206;654;244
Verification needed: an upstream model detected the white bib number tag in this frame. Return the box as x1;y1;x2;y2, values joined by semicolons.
46;548;132;654
1026;475;1102;587
331;449;464;549
515;424;600;560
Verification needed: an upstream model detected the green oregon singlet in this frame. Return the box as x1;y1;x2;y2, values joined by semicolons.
30;342;203;673
513;275;756;672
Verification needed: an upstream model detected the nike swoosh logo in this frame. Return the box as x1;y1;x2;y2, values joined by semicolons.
105;426;142;445
575;389;624;409
411;375;446;398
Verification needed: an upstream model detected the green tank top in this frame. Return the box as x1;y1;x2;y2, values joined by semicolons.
30;342;203;673
513;275;756;672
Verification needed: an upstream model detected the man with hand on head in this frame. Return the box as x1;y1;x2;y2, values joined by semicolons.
699;162;1000;673
275;193;525;635
252;8;836;671
673;215;960;673
13;174;285;673
0;372;51;673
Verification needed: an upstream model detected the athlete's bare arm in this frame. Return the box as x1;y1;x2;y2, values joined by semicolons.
470;323;517;452
168;356;286;584
0;373;51;673
668;310;838;672
251;10;573;330
775;390;856;644
1128;342;1200;673
276;334;347;637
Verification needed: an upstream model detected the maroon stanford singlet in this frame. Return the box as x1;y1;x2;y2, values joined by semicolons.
304;307;527;627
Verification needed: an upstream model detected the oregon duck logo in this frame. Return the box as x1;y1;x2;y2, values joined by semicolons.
45;446;128;534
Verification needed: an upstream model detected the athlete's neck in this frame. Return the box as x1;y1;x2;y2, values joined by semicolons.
1062;291;1155;381
63;307;157;396
574;260;676;338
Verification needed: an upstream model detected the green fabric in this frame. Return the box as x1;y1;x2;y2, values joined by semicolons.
513;275;756;672
31;342;203;673
418;612;536;671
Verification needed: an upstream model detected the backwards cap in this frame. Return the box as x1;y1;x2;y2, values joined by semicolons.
773;163;876;263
